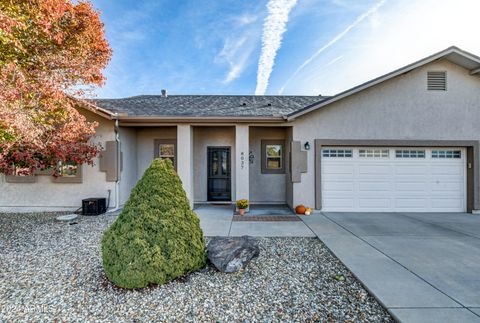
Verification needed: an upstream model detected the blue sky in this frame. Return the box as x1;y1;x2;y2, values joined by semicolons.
91;0;480;98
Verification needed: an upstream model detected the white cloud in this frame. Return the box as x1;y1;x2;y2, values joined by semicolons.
326;55;343;66
255;0;298;95
282;0;480;96
216;36;254;84
234;13;259;26
279;0;386;94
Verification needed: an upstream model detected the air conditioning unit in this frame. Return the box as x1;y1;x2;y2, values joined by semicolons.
82;198;107;216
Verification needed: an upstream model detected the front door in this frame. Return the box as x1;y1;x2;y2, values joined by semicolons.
207;147;231;201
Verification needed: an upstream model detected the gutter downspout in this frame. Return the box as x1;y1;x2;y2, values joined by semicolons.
109;113;121;212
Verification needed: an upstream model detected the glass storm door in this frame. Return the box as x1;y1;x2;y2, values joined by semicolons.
207;147;231;201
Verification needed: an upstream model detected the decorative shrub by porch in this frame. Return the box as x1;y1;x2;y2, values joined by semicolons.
101;158;206;289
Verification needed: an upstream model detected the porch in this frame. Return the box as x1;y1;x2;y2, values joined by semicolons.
118;124;300;208
194;204;315;237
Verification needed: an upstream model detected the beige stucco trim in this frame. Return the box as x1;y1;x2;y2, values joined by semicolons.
314;139;480;212
99;141;119;182
290;141;307;183
5;175;37;183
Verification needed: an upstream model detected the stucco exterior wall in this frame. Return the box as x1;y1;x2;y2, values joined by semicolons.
249;127;288;203
285;127;294;208
118;127;137;206
292;59;480;209
193;126;235;202
0;109;116;212
135;127;176;180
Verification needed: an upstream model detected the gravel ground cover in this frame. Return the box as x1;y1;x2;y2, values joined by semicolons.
0;212;393;322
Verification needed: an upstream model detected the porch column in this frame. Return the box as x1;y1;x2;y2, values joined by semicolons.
177;125;194;208
235;125;249;202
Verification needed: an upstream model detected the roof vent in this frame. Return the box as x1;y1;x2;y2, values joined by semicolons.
242;102;247;106
427;71;446;91
161;89;168;97
267;103;272;106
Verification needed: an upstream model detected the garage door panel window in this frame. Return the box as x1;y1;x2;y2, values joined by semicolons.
359;149;389;158
432;150;461;158
322;149;352;158
396;150;425;158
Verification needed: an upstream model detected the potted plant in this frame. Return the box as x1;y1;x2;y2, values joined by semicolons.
236;199;249;216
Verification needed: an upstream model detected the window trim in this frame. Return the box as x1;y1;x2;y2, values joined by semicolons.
261;139;285;174
154;139;177;169
52;162;83;183
5;174;36;183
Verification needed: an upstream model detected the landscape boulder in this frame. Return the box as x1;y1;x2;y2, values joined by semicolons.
207;236;259;273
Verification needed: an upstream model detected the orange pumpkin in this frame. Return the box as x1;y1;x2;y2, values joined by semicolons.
295;205;306;214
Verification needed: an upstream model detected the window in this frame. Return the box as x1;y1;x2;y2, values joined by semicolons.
154;139;176;169
261;140;285;174
432;150;461;158
5;165;36;183
396;150;426;158
427;71;447;91
58;161;79;177
359;149;389;158
159;144;175;163
322;149;352;158
53;161;82;183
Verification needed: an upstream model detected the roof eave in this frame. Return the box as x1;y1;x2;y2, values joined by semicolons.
470;67;480;75
116;115;287;125
287;46;480;121
73;98;116;120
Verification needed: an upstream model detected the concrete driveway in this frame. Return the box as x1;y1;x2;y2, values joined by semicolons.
303;212;480;323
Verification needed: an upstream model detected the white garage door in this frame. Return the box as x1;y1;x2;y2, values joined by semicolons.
321;147;466;212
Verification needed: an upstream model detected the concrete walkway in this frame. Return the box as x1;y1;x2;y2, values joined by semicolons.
302;212;480;323
194;204;315;237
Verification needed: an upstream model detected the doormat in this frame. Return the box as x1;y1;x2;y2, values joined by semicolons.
233;215;301;222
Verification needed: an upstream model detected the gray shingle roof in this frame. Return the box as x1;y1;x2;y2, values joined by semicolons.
93;95;326;118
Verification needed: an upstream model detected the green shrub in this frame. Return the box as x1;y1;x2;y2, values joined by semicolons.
101;158;206;289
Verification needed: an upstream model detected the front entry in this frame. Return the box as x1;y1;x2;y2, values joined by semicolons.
207;147;231;201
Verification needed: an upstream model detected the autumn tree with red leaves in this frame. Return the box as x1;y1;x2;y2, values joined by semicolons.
0;0;111;175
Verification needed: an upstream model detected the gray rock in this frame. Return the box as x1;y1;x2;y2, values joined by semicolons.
56;214;78;222
207;236;260;273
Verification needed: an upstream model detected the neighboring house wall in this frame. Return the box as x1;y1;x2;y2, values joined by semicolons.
249;127;288;203
193;126;236;202
292;59;480;208
119;127;137;206
0;109;116;212
135;127;177;180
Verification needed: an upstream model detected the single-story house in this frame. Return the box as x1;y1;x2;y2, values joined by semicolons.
2;46;480;213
